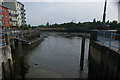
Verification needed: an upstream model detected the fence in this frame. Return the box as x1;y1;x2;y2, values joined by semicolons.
0;33;7;48
96;30;120;52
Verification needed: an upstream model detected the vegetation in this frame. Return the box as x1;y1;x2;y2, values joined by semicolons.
23;32;41;41
20;24;31;30
21;19;120;32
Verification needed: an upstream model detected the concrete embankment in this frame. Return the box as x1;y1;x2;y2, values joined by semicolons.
88;31;120;80
9;30;43;79
21;38;44;46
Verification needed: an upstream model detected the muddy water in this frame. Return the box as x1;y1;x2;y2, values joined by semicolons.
24;32;89;78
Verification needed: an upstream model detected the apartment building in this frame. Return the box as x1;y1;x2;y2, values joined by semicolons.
1;0;26;29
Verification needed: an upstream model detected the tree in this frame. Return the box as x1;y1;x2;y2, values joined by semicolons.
106;20;110;24
93;18;96;23
46;22;49;27
112;20;118;24
28;24;31;28
21;24;29;30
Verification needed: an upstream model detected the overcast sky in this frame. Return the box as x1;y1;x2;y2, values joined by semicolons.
17;0;119;26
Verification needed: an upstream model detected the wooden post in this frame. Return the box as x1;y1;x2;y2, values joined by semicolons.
8;59;13;80
12;39;15;50
2;62;6;79
5;33;11;46
80;37;85;71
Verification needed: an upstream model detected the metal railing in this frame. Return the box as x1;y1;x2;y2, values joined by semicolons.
96;30;120;52
0;33;7;48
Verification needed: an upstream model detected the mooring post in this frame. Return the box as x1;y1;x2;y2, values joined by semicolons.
5;32;11;47
80;37;85;71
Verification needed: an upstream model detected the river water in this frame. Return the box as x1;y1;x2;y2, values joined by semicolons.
24;32;89;78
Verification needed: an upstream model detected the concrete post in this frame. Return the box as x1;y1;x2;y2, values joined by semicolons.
90;31;97;41
88;31;97;60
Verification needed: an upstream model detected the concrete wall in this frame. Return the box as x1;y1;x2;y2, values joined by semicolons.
0;46;14;80
88;31;120;79
0;33;14;79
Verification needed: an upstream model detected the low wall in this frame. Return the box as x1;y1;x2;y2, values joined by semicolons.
88;31;120;79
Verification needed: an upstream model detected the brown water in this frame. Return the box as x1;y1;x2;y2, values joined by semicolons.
24;32;89;78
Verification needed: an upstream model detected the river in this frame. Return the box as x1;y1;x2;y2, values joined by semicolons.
24;32;89;78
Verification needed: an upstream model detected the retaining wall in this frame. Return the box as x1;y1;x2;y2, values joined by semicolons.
0;46;14;80
88;31;120;80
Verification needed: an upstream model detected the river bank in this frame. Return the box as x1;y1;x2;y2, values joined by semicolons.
40;31;90;38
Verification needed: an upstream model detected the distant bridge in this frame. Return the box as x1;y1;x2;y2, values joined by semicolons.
37;27;67;31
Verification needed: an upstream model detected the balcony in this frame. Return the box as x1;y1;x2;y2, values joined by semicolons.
22;20;26;23
9;13;18;17
10;22;17;26
21;16;26;19
10;17;18;21
23;9;25;12
24;17;26;19
21;7;24;10
1;23;5;26
21;12;26;15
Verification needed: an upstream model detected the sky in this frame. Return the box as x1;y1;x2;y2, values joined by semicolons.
17;0;119;26
18;0;119;2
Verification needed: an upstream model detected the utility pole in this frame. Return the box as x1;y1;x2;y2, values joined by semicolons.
99;0;109;30
102;0;107;24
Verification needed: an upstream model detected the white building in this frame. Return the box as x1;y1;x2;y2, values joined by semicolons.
118;1;120;23
16;1;26;27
